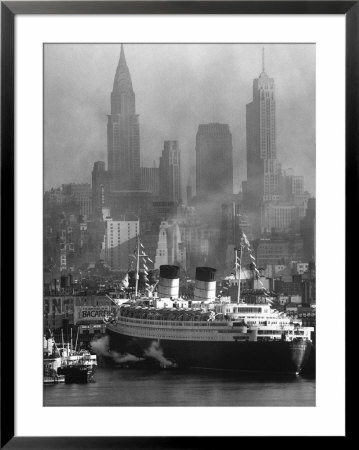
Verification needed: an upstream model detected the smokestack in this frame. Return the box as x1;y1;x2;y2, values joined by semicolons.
158;265;180;299
193;267;216;303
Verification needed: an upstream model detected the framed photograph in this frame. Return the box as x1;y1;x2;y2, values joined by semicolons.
1;1;352;446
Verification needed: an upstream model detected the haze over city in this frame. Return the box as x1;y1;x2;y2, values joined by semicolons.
44;43;315;196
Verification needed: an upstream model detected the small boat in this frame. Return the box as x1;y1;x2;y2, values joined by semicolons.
57;349;97;383
44;329;97;384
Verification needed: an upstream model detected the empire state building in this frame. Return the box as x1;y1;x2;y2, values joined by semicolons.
107;44;140;191
244;49;279;209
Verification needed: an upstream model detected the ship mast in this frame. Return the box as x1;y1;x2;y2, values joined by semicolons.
74;327;79;353
132;217;152;297
235;238;243;304
135;234;140;297
61;329;64;355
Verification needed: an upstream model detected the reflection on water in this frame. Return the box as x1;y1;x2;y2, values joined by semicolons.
44;366;315;407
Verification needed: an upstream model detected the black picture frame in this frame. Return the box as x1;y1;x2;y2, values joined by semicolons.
1;1;353;447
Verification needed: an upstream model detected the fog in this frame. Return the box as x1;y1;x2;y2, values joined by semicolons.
44;43;315;196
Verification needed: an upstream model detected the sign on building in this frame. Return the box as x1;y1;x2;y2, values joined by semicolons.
74;306;111;324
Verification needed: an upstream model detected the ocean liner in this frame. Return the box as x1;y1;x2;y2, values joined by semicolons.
105;256;314;375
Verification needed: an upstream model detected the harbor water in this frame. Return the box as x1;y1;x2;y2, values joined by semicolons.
44;365;315;407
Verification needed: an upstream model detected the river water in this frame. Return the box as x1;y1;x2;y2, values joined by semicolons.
44;365;315;407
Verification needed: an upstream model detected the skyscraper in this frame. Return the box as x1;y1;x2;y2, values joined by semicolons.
159;140;181;203
92;161;109;218
195;123;233;202
107;45;140;191
140;166;160;196
244;49;279;209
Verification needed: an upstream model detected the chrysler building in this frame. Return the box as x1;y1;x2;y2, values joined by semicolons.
107;44;140;191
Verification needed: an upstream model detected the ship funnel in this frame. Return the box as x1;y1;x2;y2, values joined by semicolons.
193;267;216;303
158;265;180;299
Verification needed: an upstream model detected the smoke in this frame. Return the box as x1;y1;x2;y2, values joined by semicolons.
90;335;111;355
90;336;174;368
90;335;143;364
111;352;143;364
144;341;173;367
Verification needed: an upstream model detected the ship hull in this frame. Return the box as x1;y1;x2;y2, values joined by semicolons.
107;328;312;375
57;365;96;383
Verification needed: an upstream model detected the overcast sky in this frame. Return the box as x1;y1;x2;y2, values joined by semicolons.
44;43;315;196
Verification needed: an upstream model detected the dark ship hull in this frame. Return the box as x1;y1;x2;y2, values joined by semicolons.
57;365;96;383
107;328;312;375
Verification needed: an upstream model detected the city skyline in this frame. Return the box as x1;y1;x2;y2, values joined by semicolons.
44;43;315;196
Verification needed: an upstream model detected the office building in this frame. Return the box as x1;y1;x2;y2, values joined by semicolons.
107;44;140;191
195;123;233;201
159;140;181;203
244;50;279;209
140;166;160;196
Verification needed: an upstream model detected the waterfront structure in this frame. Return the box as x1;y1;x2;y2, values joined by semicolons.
107;44;140;191
159;140;181;204
43;295;113;345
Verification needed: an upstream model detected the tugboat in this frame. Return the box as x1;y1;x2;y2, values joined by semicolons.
56;348;97;383
44;329;97;384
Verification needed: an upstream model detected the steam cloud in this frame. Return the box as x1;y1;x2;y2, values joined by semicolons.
90;335;143;364
111;351;143;364
90;335;111;355
144;341;173;367
90;336;173;367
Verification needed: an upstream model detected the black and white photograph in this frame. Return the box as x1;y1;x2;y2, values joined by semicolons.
43;43;316;407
